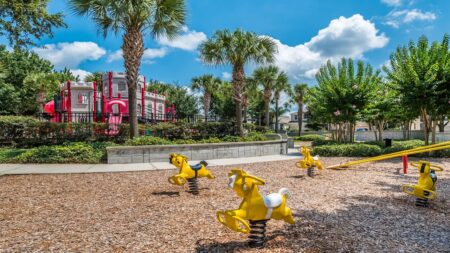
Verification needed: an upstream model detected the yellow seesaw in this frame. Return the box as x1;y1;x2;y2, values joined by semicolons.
326;141;450;170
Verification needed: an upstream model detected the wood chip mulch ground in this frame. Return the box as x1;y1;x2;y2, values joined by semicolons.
1;157;449;252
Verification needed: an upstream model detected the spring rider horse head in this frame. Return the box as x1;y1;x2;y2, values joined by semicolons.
401;161;444;207
295;146;324;177
216;169;295;248
168;153;215;195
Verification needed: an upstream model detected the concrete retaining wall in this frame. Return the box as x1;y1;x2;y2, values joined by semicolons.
106;140;288;164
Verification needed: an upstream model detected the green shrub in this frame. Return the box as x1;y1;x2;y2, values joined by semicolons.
312;139;339;146
294;134;325;142
221;135;242;142
312;144;382;157
0;148;26;163
243;132;268;142
125;136;172;146
17;142;103;163
383;140;424;154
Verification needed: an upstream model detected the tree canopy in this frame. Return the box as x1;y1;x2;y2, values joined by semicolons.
0;0;66;48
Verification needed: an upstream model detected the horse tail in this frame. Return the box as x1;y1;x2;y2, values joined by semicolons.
278;188;291;199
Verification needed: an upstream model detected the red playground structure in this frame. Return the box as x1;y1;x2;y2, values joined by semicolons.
43;72;176;133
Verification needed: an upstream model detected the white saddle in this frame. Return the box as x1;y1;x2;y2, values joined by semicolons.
313;155;320;161
263;193;283;208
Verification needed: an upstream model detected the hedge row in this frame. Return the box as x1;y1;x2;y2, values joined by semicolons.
0;116;270;147
125;132;268;146
311;140;450;157
294;134;325;142
0;142;114;164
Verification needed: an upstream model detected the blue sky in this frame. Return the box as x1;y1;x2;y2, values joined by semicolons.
19;0;450;85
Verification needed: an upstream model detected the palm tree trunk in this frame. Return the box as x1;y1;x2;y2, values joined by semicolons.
232;65;245;137
264;88;271;128
123;27;144;138
275;98;279;133
298;100;303;136
204;92;210;123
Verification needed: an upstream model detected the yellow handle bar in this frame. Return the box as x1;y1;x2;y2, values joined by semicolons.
410;162;444;171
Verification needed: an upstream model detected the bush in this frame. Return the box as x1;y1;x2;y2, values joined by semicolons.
0;147;27;163
294;134;325;142
16;142;104;163
312;144;382;157
0;115;130;147
382;140;424;154
125;136;172;146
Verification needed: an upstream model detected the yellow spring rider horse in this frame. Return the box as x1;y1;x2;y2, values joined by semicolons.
216;169;295;248
296;146;324;177
168;153;215;195
401;161;444;207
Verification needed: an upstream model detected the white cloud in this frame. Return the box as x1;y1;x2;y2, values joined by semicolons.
157;26;207;51
271;14;389;80
107;48;168;63
70;69;92;81
381;0;402;7
385;9;436;28
222;72;232;80
33;42;106;68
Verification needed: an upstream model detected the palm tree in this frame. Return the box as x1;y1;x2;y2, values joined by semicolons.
272;71;290;133
291;83;308;136
70;0;186;138
251;65;279;127
191;75;221;122
199;29;277;136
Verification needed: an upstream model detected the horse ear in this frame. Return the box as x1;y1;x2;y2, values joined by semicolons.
245;175;265;185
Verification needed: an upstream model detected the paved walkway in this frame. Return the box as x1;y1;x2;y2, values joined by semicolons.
0;149;301;175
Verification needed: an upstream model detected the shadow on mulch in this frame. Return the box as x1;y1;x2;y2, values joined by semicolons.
151;191;180;197
268;193;449;252
195;232;286;253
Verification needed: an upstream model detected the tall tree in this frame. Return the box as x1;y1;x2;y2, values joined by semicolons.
250;65;279;127
383;34;449;145
209;81;235;120
23;72;60;113
70;0;186;138
191;75;221;122
0;0;66;48
311;58;380;142
272;71;290;133
146;81;198;118
0;45;54;114
291;83;308;136
199;29;277;136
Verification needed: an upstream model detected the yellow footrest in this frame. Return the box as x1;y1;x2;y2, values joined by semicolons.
402;184;437;200
216;211;250;234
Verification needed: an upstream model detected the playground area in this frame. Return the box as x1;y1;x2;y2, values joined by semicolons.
1;158;449;252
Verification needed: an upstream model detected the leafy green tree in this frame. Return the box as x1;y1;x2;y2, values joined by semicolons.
70;0;186;138
291;83;308;136
200;29;277;136
191;75;221;122
84;71;103;91
0;0;66;48
272;71;290;133
362;82;398;141
56;67;79;82
0;45;54;114
147;81;198;118
250;65;279;127
311;58;380;142
383;34;450;144
209;81;235;120
23;72;60;113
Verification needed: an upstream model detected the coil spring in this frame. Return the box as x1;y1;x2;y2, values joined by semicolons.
415;198;428;207
307;167;315;177
248;220;268;248
416;191;430;207
187;178;199;195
